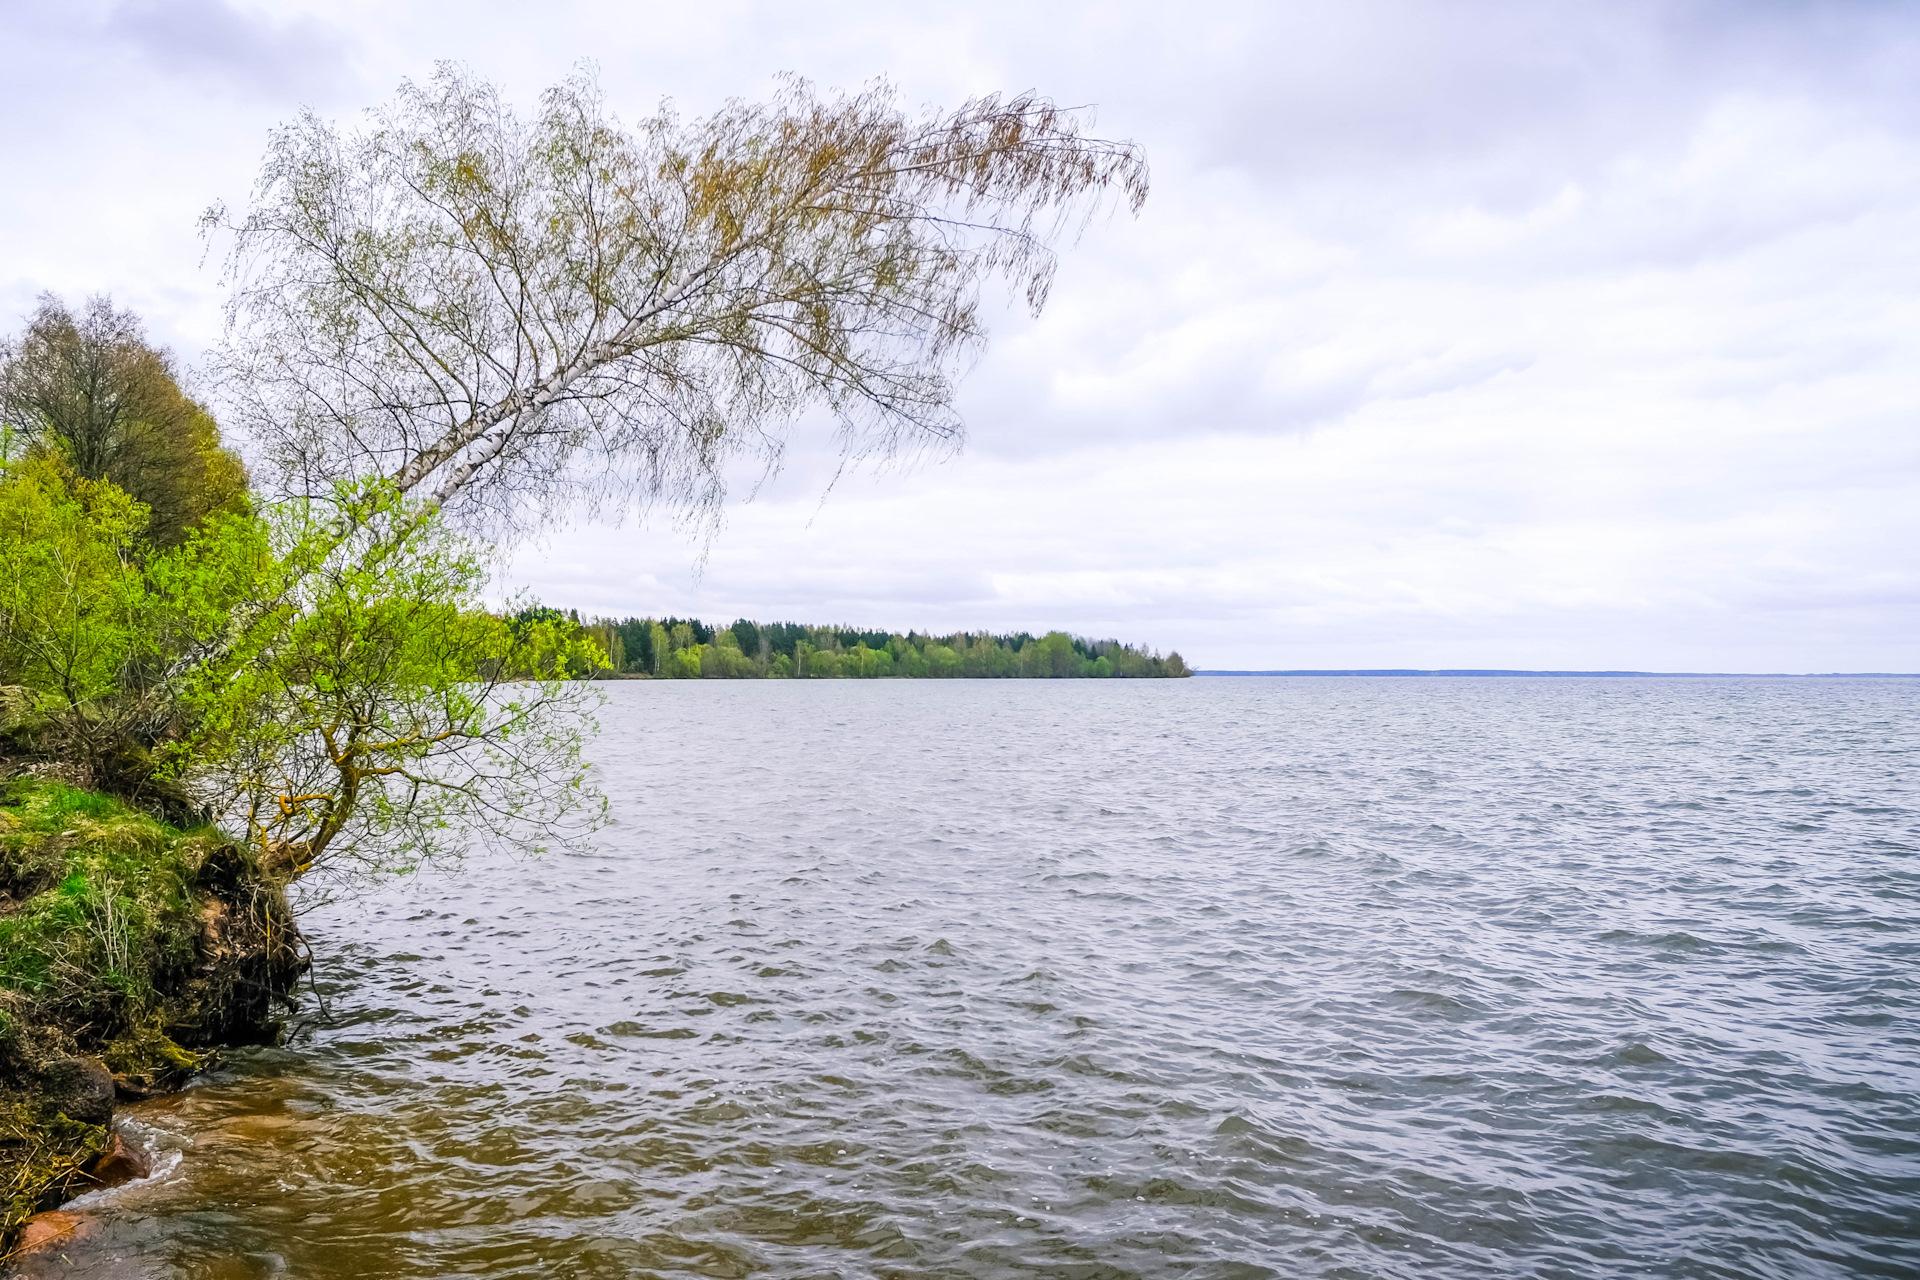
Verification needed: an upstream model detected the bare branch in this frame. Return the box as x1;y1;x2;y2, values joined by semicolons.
209;65;1148;540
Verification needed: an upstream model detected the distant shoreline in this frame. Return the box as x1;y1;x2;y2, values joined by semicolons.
1196;669;1920;678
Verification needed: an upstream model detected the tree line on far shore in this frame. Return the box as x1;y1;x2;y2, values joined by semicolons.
514;609;1192;679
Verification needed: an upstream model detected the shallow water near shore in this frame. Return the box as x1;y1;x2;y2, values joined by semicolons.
29;677;1920;1278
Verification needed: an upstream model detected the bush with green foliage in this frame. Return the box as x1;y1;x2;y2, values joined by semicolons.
0;453;608;886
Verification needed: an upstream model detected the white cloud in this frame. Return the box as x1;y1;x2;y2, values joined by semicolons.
2;0;1916;670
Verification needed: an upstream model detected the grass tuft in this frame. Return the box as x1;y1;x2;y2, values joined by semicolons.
0;776;301;1246
0;779;209;1023
0;1104;106;1238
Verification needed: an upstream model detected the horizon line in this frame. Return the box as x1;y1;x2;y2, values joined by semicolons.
1195;669;1920;678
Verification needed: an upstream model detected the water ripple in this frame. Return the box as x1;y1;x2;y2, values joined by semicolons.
29;677;1920;1279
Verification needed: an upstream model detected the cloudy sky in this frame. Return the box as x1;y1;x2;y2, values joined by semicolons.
4;1;1917;671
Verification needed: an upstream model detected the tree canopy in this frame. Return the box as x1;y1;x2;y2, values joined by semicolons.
207;65;1148;536
567;613;1190;680
0;296;249;548
0;452;606;884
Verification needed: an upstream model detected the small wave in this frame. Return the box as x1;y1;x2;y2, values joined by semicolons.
1603;1041;1675;1067
602;1020;698;1039
1383;989;1478;1019
62;1118;187;1211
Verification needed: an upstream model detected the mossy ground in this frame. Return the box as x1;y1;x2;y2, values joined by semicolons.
0;781;209;1025
0;777;301;1240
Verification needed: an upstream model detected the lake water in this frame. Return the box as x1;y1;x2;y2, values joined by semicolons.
34;678;1920;1278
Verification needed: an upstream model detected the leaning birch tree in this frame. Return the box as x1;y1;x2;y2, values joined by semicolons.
207;64;1150;536
161;65;1146;881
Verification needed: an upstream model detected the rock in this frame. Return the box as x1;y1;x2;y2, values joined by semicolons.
83;1132;151;1188
41;1057;113;1126
111;1071;156;1101
13;1210;88;1254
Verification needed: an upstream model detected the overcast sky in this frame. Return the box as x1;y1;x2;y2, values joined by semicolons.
4;0;1916;671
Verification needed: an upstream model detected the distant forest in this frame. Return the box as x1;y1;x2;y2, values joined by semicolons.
515;610;1192;679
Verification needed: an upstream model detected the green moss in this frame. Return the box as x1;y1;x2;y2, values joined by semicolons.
101;1021;208;1096
0;782;208;1013
0;779;210;1024
0;1104;107;1237
0;779;218;1235
0;778;301;1248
